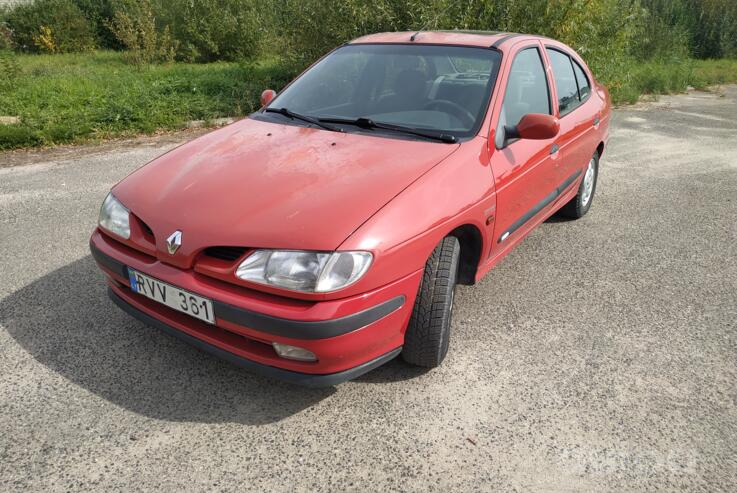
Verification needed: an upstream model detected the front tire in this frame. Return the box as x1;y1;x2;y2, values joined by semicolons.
559;151;599;219
401;236;460;368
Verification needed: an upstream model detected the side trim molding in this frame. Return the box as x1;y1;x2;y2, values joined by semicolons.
212;296;405;340
497;169;582;243
90;240;129;279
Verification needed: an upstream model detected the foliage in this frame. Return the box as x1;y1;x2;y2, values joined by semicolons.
4;0;96;53
2;0;737;149
0;51;295;149
0;49;21;88
72;0;123;50
106;0;176;65
636;0;737;60
267;0;737;111
0;28;13;51
153;0;263;62
32;26;56;54
2;50;736;151
3;0;737;65
271;1;640;62
631;0;690;61
0;124;42;150
269;0;651;98
43;0;266;63
0;11;14;50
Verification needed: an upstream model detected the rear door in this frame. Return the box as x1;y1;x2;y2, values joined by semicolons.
488;43;560;257
544;47;599;186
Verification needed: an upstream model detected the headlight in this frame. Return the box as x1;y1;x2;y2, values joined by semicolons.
98;193;130;239
236;250;372;293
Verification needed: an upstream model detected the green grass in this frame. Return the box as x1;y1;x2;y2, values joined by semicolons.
0;51;295;150
607;58;737;104
1;51;736;150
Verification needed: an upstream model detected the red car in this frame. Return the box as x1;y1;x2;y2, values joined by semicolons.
91;31;610;386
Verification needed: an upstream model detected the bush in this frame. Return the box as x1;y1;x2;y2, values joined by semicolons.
5;0;96;53
0;50;21;87
271;0;402;64
0;125;41;150
0;19;14;50
271;0;647;68
269;0;735;105
154;0;263;62
632;0;690;61
106;0;176;65
72;0;123;50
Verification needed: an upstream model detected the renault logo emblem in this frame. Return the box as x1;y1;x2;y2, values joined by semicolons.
166;230;182;255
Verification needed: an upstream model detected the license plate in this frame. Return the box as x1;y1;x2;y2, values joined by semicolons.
128;269;215;324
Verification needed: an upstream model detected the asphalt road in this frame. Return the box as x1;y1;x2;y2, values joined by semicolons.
1;87;736;491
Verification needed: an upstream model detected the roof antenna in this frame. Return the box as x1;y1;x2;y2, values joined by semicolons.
409;27;425;42
410;3;454;41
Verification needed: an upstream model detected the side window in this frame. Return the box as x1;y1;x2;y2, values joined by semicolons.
495;47;551;148
572;59;591;101
546;48;579;116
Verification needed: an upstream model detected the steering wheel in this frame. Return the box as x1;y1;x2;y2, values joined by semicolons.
423;100;476;128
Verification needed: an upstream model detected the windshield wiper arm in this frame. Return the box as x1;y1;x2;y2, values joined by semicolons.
318;117;458;144
264;107;342;132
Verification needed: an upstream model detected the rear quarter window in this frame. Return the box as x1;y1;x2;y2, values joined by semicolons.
572;59;591;100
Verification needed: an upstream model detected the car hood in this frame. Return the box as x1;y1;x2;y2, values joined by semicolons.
113;118;458;259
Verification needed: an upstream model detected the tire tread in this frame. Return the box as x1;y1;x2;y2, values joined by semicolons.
401;236;460;367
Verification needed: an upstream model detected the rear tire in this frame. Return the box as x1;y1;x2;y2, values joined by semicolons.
401;236;460;368
559;151;599;219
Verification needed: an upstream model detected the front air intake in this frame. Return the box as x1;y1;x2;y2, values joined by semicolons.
203;246;248;262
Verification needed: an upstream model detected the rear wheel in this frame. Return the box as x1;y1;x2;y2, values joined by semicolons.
559;151;599;219
401;236;460;368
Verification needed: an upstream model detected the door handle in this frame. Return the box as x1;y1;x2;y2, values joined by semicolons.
593;115;600;126
550;144;560;155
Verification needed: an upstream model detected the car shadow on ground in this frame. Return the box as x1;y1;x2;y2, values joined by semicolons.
353;357;429;383
0;256;347;425
544;213;576;224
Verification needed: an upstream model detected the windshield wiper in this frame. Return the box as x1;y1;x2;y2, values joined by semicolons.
264;107;342;133
318;117;458;144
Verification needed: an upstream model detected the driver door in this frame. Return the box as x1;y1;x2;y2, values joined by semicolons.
488;43;560;258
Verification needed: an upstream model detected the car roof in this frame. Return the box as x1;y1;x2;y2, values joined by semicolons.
350;31;540;49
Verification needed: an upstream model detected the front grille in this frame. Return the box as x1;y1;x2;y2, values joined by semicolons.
203;246;248;262
131;213;154;240
140;221;154;237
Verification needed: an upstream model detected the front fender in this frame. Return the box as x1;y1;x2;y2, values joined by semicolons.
340;136;496;292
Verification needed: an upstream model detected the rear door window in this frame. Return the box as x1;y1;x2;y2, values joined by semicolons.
546;48;580;116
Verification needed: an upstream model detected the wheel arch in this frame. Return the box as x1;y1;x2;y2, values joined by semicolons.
448;224;483;285
596;141;605;158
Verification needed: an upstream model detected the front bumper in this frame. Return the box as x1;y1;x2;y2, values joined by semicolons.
109;288;402;387
90;230;420;385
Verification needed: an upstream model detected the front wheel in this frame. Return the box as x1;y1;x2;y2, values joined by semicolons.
401;236;460;368
559;151;599;219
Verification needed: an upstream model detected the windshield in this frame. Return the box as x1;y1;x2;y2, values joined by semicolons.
258;44;502;140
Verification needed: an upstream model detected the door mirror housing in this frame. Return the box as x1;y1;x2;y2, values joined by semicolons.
512;113;560;140
260;89;277;107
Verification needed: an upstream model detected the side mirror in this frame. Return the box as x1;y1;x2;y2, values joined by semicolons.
260;89;277;107
514;113;559;140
